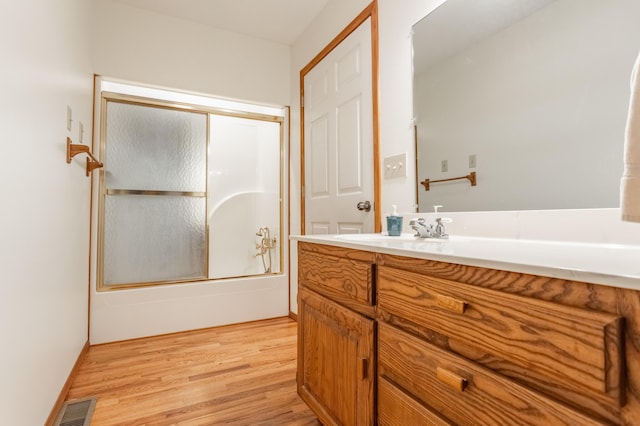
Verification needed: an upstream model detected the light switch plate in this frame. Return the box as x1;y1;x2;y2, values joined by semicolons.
66;106;72;131
384;152;407;179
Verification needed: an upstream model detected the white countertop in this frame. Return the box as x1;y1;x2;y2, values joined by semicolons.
291;233;640;291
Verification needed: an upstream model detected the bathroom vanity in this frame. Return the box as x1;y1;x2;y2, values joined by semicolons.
293;234;640;425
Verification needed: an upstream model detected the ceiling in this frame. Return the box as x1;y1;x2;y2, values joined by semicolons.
111;0;330;45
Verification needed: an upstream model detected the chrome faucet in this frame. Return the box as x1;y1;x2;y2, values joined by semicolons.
410;206;452;239
409;218;434;238
409;217;452;239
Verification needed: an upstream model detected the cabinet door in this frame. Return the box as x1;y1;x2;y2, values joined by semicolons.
298;287;375;426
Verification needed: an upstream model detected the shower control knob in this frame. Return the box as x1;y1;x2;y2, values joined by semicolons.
356;201;372;212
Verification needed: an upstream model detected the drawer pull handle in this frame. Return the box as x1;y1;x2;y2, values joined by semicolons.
358;358;368;380
436;294;468;314
436;367;468;392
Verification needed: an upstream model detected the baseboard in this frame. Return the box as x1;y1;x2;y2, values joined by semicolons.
288;311;298;321
45;340;90;426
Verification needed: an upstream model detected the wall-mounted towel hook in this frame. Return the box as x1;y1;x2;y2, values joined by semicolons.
66;137;103;176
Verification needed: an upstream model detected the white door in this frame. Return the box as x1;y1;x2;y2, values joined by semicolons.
303;18;374;235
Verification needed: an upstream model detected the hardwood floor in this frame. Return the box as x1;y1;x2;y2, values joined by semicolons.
67;317;318;425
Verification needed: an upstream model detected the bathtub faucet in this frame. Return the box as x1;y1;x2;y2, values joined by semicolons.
256;227;277;273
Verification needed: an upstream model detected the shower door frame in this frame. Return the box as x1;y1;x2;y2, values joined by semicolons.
96;91;285;291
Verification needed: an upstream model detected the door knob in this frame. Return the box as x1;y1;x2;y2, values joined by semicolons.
356;201;371;212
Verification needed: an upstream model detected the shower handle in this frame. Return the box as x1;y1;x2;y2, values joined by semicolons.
357;201;372;212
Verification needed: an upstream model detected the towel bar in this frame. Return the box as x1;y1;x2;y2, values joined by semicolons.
420;171;476;191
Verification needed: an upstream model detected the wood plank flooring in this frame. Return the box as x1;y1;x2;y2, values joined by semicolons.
66;317;318;425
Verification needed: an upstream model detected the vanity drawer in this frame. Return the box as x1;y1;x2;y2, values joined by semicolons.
378;376;452;426
377;265;625;412
298;248;374;309
378;322;605;426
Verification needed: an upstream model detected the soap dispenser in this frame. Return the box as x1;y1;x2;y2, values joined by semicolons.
387;205;403;236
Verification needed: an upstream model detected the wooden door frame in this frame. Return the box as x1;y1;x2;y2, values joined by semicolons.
299;0;381;235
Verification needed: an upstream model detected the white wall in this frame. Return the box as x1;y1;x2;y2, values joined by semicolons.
377;0;446;214
0;1;93;423
92;0;291;106
90;2;292;343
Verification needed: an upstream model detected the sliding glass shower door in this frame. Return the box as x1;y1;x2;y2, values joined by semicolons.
102;101;208;286
98;92;282;290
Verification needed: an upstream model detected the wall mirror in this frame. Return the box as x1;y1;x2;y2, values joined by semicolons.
413;0;640;212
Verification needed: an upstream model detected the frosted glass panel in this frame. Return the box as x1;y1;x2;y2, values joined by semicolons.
103;195;206;285
105;102;207;192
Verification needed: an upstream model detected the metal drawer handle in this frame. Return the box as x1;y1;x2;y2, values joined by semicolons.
436;294;468;314
436;367;468;392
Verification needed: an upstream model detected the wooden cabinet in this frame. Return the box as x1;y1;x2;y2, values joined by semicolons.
377;265;625;417
297;242;376;426
377;253;640;426
297;242;640;425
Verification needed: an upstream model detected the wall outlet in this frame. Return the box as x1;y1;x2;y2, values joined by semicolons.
384;152;407;179
469;154;477;168
441;159;448;172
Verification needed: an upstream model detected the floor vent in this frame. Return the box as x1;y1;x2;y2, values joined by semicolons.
53;397;97;426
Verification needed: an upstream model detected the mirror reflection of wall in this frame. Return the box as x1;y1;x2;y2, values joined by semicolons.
413;0;640;212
